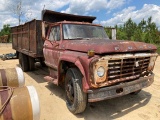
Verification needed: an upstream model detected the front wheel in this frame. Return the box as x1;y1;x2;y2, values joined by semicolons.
65;68;87;114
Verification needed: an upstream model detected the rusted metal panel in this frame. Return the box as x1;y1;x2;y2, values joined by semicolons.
93;60;108;84
11;20;44;58
90;53;158;88
11;26;18;49
29;20;37;53
36;20;44;55
17;25;22;49
148;56;157;71
58;50;96;92
88;73;154;102
42;9;96;23
61;39;157;54
22;23;29;50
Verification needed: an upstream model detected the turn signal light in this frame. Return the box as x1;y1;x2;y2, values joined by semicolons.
88;50;95;58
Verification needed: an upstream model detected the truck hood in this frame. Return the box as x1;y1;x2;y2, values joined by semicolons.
61;39;157;54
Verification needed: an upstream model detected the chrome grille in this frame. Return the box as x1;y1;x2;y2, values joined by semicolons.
108;57;150;81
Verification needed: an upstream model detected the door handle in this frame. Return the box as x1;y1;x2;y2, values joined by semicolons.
44;44;48;47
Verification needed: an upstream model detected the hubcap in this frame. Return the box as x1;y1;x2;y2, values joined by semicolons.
66;79;74;104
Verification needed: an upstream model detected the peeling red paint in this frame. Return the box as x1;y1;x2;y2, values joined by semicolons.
61;39;157;54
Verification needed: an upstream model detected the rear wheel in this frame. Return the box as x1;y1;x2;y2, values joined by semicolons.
19;53;29;72
40;58;46;67
28;56;35;71
15;51;19;59
19;53;22;66
65;68;87;114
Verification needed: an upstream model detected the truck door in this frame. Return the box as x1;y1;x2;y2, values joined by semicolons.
43;25;61;70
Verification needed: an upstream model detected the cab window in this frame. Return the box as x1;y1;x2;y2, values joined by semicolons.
49;26;60;41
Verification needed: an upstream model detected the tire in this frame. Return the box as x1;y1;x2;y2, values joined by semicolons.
15;51;19;59
19;53;22;66
130;89;141;95
65;68;87;114
19;53;29;72
40;58;46;67
28;56;35;71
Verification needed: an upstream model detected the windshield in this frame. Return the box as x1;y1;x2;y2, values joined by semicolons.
63;24;108;40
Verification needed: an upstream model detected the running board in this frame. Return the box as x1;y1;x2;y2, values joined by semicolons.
44;76;58;85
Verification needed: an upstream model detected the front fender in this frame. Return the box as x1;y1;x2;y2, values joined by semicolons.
59;56;89;92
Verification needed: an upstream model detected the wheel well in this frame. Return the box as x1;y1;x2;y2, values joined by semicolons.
58;61;80;87
16;51;19;58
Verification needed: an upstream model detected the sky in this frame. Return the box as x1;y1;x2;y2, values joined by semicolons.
0;0;160;30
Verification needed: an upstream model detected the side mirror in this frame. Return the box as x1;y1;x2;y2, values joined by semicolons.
42;22;46;40
42;22;49;40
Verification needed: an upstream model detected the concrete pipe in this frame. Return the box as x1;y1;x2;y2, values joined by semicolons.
0;67;25;87
0;86;40;120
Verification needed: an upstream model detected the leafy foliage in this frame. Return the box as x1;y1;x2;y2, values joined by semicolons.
105;17;160;53
0;24;11;42
114;17;160;44
104;27;112;39
0;24;11;36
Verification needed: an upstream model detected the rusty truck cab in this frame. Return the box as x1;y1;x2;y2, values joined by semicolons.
42;10;158;114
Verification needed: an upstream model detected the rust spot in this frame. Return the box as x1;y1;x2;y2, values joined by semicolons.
91;53;158;88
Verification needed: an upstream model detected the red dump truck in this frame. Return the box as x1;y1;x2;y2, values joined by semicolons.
11;10;158;114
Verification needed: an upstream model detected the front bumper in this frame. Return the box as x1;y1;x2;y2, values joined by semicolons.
87;73;154;102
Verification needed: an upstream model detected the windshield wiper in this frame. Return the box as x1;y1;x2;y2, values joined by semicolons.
73;37;91;40
74;37;83;39
84;38;90;40
66;37;83;40
66;37;91;40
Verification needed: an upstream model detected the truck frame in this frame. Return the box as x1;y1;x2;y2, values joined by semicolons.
11;10;158;114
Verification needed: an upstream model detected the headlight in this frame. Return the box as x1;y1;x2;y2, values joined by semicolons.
97;66;105;77
148;56;157;71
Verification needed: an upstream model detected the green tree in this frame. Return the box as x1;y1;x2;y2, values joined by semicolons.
0;24;11;42
104;27;112;39
132;19;146;42
116;25;128;40
124;18;137;40
143;17;159;44
109;17;160;44
0;24;11;36
107;17;160;53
